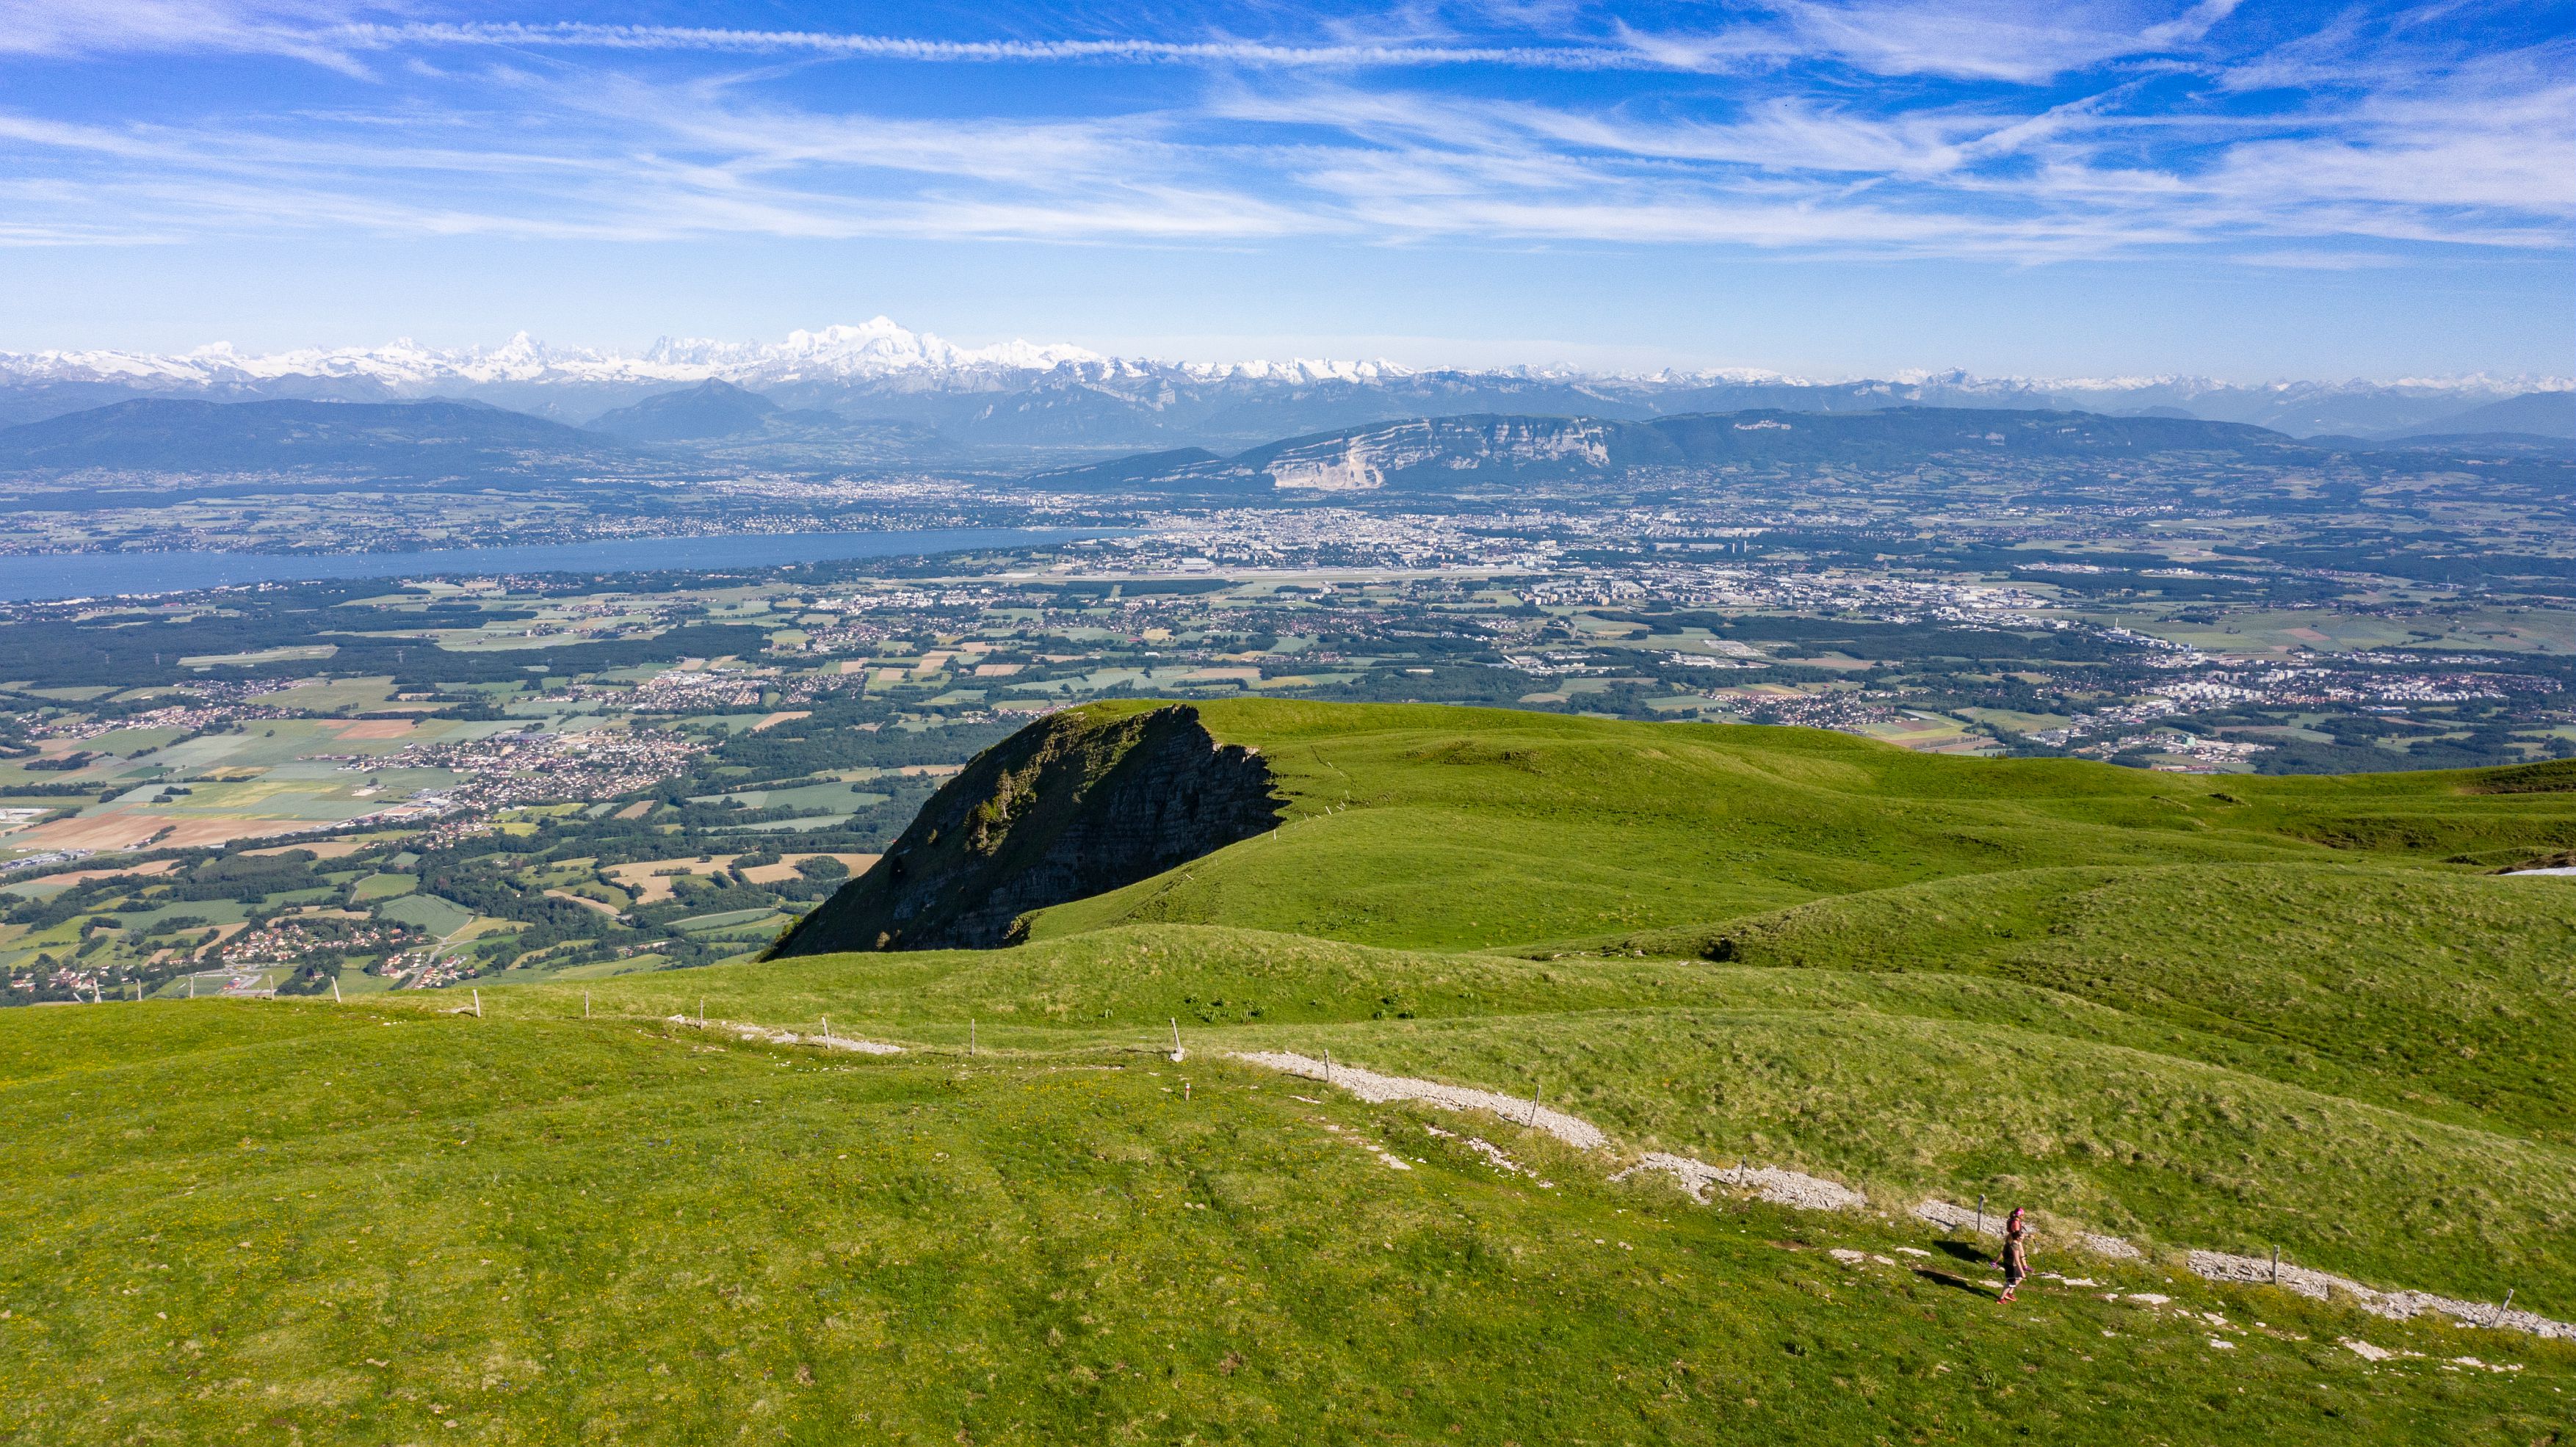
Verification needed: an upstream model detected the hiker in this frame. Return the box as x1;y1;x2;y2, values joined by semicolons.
1997;1207;2028;1302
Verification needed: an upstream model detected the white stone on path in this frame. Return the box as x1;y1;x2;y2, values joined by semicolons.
1230;1051;1608;1149
1617;1153;1867;1212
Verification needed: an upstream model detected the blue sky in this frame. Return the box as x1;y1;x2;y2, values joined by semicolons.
1;0;2568;379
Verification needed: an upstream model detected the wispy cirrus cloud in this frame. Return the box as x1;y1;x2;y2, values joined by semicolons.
337;20;1664;72
0;0;393;70
0;0;2563;265
0;0;2266;81
1750;0;2245;81
319;3;2263;85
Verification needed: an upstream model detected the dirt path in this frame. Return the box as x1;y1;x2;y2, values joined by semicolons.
545;888;624;918
670;1015;905;1055
1232;1051;1856;1210
1230;1048;2575;1344
1614;1153;1865;1211
1230;1050;1607;1147
2185;1250;2573;1341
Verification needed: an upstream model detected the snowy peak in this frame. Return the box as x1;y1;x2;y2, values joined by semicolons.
0;321;2566;444
1;321;2563;400
1177;357;1411;383
0;333;620;388
639;316;1101;380
0;318;1104;392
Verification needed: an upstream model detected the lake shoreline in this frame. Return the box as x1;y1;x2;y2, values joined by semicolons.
0;527;1119;602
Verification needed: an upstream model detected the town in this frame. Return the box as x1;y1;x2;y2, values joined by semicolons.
4;460;2568;1007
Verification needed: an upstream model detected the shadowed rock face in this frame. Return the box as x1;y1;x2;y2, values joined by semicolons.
769;705;1284;955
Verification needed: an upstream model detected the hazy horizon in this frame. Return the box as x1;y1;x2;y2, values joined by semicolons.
4;313;2569;391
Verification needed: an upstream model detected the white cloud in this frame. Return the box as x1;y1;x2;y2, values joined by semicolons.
0;2;2247;84
0;1;2562;262
335;20;1658;73
1736;0;2239;81
0;0;390;72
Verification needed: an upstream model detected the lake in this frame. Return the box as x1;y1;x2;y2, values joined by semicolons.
0;528;1107;602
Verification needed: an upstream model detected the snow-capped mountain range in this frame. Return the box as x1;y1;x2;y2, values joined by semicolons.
0;317;1391;391
0;317;2565;444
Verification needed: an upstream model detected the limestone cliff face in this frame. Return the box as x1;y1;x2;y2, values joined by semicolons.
767;705;1284;955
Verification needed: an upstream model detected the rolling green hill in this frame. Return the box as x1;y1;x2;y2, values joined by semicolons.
980;701;2576;950
7;966;2571;1444
1611;863;2576;1145
6;700;2572;1442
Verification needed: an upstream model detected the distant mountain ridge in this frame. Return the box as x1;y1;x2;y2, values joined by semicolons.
0;397;623;475
1;318;2564;446
7;396;2551;487
582;378;953;461
2400;391;2576;440
582;377;891;443
585;378;784;441
1040;406;2323;493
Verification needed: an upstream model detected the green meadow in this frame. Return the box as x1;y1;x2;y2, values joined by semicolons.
5;700;2573;1443
1024;701;2576;949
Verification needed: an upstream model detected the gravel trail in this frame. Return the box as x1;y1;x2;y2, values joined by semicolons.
1233;1048;2571;1343
1230;1050;1607;1148
2186;1251;2574;1341
667;1015;905;1054
1613;1153;1865;1211
1232;1051;1857;1207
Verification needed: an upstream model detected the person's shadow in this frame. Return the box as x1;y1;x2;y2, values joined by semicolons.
1907;1238;2002;1297
1911;1264;1994;1297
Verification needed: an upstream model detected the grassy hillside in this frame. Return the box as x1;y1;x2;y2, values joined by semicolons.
1019;702;2576;949
474;921;2576;1310
10;700;2575;1441
5;987;2569;1444
1612;863;2576;1145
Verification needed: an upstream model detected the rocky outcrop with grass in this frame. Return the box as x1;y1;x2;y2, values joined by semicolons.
769;704;1284;954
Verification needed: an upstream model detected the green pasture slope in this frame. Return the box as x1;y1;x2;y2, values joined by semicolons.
5;979;2572;1444
4;700;2575;1443
1023;700;2576;949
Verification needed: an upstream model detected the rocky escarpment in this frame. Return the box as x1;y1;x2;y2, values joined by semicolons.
768;704;1284;955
